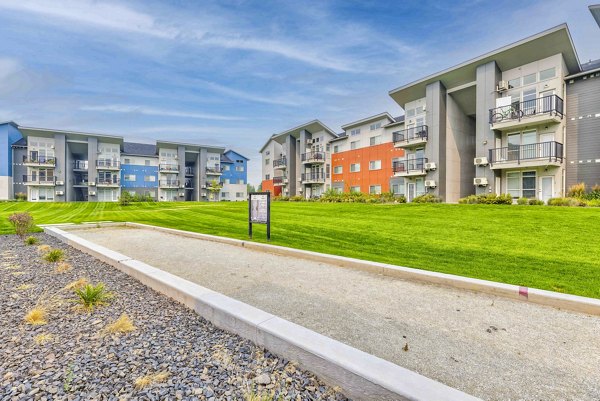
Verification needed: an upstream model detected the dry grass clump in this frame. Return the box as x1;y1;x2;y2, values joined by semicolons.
37;244;51;253
34;333;54;345
244;387;278;401
63;278;89;291
16;284;34;291
25;308;48;325
103;313;136;335
212;344;233;367
24;292;63;326
55;262;72;273
134;371;170;389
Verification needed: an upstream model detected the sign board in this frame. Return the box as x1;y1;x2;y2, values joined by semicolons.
248;192;270;239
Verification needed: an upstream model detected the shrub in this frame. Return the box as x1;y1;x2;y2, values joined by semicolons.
25;236;39;245
412;194;442;203
8;212;34;239
44;249;65;263
528;199;544;206
458;193;513;205
517;197;529;205
15;192;27;201
567;182;586;198
547;197;585;207
119;191;133;206
396;195;407;203
74;283;113;310
289;195;304;202
584;199;600;207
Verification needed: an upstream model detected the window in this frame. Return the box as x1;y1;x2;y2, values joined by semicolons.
416;178;425;196
369;160;381;170
507;172;521;198
523;73;536;85
370;136;382;146
124;174;136;181
369;122;382;131
351;141;359;150
223;165;230;171
333;145;339;153
124;158;131;164
350;163;360;172
224;178;230;184
265;158;270;165
221;192;229;198
265;150;270;156
236;192;244;198
522;171;536;198
265;174;270;180
350;186;361;193
416;106;424;114
406;109;415;117
350;128;361;136
238;179;245;184
391;180;405;195
539;67;555;81
144;175;156;182
334;166;342;174
369;185;382;195
145;160;151;166
508;77;521;88
235;166;244;172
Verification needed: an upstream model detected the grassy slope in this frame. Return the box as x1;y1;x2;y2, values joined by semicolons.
1;201;599;298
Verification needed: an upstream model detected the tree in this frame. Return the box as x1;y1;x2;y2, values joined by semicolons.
207;179;222;201
247;184;256;193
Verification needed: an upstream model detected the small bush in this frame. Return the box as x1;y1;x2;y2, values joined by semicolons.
584;199;600;207
103;313;136;335
74;283;113;310
15;192;27;201
458;193;513;205
412;194;442;203
528;199;544;206
547;197;585;207
8;212;34;239
567;182;586;198
44;249;65;263
517;197;528;205
289;195;304;202
119;191;132;206
25;236;39;245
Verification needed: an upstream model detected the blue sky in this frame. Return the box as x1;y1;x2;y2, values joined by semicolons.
0;0;598;185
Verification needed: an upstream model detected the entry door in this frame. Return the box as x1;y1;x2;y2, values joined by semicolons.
407;183;416;202
540;177;553;203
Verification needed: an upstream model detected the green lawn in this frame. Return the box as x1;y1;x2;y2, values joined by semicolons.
1;201;599;298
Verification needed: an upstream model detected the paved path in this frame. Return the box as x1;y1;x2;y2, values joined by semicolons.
70;226;600;401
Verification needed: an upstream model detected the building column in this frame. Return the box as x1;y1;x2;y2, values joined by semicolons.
425;81;447;200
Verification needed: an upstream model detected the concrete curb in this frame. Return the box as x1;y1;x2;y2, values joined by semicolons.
43;225;480;401
118;221;600;316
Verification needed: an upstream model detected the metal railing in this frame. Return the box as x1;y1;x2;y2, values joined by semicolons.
301;172;326;182
159;180;180;188
24;155;56;166
301;152;326;163
96;159;121;169
489;141;563;165
73;160;88;170
184;167;194;175
202;181;223;189
206;165;222;174
273;176;287;185
489;95;563;124
159;163;179;172
72;178;89;186
24;175;56;185
273;157;287;168
393;125;428;144
392;158;428;174
96;177;120;186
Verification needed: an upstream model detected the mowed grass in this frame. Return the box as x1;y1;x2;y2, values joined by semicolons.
1;201;599;298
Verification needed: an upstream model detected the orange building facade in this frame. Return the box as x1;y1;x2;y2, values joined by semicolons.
331;142;405;193
260;179;281;196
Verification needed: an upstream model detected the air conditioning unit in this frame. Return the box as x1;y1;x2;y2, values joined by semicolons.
55;180;64;186
55;190;64;196
474;157;489;166
474;177;489;186
89;182;96;186
422;105;427;111
424;180;436;188
178;192;185;197
50;145;55;149
89;191;96;196
497;80;509;91
425;162;437;171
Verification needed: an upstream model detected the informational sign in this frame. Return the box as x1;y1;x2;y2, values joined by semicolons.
248;192;270;239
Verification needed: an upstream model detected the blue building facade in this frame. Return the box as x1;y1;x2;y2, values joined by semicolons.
120;142;159;200
0;122;25;199
220;150;249;201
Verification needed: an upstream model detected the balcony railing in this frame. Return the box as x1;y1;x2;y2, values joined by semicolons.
24;156;56;166
202;181;223;189
301;172;326;183
96;178;120;186
393;125;428;144
392;158;428;175
184;167;195;175
73;160;88;170
24;175;56;185
159;180;180;188
206;165;222;174
301;152;326;163
72;178;89;186
273;176;287;185
96;159;121;169
273;157;287;168
489;95;563;124
159;163;179;172
489;141;563;165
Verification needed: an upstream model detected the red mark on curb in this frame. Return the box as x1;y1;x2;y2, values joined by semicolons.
519;286;529;298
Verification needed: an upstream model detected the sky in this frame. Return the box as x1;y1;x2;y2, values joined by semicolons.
0;0;598;185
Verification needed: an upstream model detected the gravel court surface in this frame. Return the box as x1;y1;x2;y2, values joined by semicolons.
69;226;600;401
0;233;349;401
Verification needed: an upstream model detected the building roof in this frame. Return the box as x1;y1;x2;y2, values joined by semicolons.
220;154;234;163
259;119;338;153
122;142;157;156
389;24;581;106
17;125;124;142
582;58;600;72
591;4;600;28
0;121;18;128
224;149;250;160
11;137;27;147
156;140;225;153
340;112;394;130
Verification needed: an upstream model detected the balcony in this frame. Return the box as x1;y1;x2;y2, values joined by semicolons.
201;181;223;189
206;165;222;175
96;178;120;187
393;125;428;148
489;95;563;130
301;152;326;164
301;172;326;184
273;176;288;186
96;159;121;170
73;160;88;170
393;158;428;177
489;141;563;169
24;175;56;186
24;156;56;167
159;179;181;188
273;157;287;169
184;166;195;176
72;178;89;186
159;163;179;173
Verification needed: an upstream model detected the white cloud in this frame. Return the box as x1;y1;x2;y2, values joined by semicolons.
195;80;305;106
80;104;244;121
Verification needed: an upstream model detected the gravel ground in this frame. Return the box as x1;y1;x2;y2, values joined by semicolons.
71;226;600;401
0;233;349;401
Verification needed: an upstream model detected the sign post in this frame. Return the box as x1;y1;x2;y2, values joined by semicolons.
248;192;271;240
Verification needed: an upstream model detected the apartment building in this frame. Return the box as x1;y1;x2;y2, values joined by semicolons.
260;10;600;202
0;122;248;202
220;150;249;202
